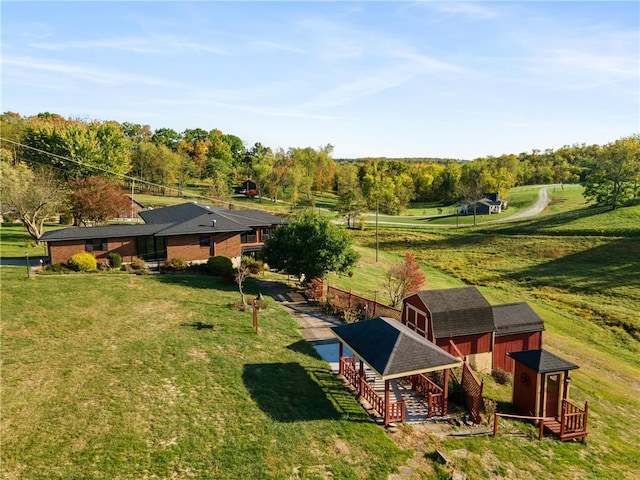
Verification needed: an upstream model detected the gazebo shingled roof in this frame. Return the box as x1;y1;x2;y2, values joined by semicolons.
331;317;462;380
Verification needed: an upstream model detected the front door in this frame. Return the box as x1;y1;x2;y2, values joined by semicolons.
545;374;560;418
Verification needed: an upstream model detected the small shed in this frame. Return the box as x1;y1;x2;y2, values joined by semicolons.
507;349;589;441
508;349;578;419
492;303;544;372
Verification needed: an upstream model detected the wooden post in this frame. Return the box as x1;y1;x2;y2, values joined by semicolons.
338;342;344;376
358;360;364;397
373;292;378;316
252;298;258;334
443;368;450;416
539;418;545;440
384;380;390;426
493;414;499;437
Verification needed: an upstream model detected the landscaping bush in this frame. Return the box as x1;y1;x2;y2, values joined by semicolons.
243;257;265;275
67;252;97;272
207;255;233;276
165;257;188;272
491;367;512;385
108;252;122;269
130;257;146;270
42;263;72;274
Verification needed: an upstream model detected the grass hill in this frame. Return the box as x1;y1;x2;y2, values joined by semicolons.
2;187;639;478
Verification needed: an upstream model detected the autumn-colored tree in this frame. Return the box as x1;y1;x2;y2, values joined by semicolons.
386;253;426;308
68;176;130;226
0;162;67;239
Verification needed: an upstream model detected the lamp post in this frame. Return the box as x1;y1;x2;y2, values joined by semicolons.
25;252;30;278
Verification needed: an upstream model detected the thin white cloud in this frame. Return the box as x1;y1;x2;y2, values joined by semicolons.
423;2;499;20
250;40;306;55
29;36;231;56
3;56;176;87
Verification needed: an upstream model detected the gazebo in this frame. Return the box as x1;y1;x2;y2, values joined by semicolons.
331;317;463;426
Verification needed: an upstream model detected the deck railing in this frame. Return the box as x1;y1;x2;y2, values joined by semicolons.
449;339;484;423
339;357;405;424
407;373;444;417
561;399;588;439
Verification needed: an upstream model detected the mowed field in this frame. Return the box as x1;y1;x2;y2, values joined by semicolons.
2;185;639;479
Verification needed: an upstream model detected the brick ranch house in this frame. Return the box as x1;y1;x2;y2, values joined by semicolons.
401;287;544;373
39;202;286;266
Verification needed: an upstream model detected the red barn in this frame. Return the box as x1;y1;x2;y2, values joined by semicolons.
402;287;545;373
402;287;496;372
492;303;544;372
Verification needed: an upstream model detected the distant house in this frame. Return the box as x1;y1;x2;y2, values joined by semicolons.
458;193;508;216
116;196;145;222
39;202;285;266
234;180;258;197
401;287;544;372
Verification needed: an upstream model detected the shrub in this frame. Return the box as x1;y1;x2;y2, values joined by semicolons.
130;257;146;270
108;252;122;269
67;252;97;272
207;255;233;276
244;257;265;275
59;213;74;225
165;257;188;272
42;263;72;274
491;368;512;385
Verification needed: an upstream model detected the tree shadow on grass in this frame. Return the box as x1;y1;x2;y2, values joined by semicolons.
243;362;370;423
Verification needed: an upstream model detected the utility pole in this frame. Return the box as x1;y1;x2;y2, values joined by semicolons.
375;197;379;263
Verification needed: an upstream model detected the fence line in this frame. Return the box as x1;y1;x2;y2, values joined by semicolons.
323;283;401;322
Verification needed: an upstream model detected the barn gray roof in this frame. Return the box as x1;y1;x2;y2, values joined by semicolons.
493;302;545;337
507;349;579;374
413;287;495;338
39;202;285;241
331;317;462;380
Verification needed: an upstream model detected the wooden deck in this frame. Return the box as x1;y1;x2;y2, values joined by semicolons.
543;400;589;442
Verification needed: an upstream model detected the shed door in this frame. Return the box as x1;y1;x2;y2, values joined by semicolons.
545;374;560;418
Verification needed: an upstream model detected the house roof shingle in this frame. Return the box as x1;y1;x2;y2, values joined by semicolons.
331;317;462;380
39;223;171;241
39;202;285;241
493;302;545;337
412;287;495;338
507;349;579;373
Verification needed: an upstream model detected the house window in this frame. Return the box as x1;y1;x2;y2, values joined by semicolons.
241;229;258;244
260;228;271;241
85;238;108;252
199;235;211;247
136;236;167;261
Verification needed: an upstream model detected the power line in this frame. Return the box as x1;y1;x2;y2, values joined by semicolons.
0;137;258;209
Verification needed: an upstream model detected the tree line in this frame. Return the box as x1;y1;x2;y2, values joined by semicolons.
1;111;639;236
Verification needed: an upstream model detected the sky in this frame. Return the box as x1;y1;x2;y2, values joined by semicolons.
2;1;638;160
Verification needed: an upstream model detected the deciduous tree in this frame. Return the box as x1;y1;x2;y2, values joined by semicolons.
68;176;130;226
583;136;640;210
386;253;426;307
0;162;66;239
263;211;359;281
21;117;131;179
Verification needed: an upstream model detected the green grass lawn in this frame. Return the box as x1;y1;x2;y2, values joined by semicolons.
1;269;410;479
3;189;639;479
